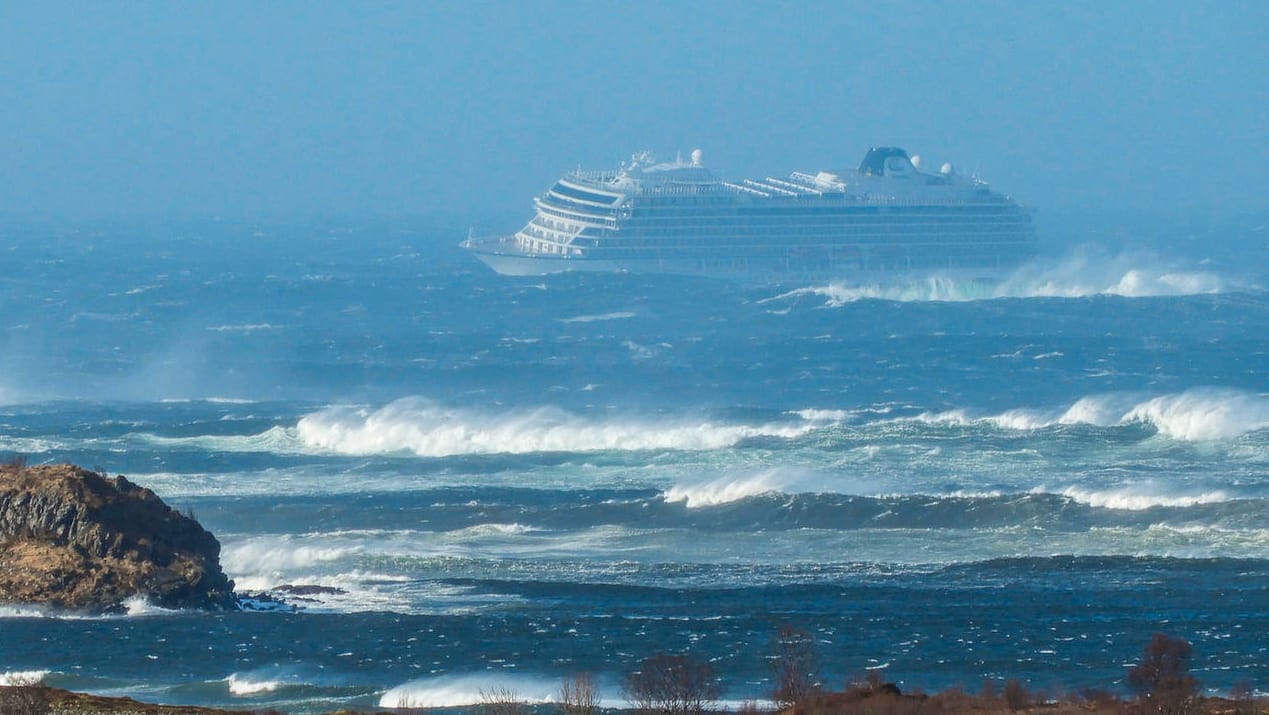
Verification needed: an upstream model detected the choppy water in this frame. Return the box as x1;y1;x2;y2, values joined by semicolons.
1;217;1268;712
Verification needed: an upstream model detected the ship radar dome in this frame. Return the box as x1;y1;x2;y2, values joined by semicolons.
911;154;922;169
940;162;955;176
691;149;703;167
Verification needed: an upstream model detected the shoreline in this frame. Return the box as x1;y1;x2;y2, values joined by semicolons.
6;682;1259;715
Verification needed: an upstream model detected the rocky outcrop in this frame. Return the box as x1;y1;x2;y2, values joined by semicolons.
0;463;236;613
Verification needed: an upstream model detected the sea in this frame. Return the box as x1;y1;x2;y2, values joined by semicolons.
1;214;1267;712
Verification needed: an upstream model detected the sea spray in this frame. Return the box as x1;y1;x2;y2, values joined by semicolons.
295;397;815;456
762;246;1234;306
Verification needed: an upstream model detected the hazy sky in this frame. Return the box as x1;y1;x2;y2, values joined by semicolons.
1;1;1265;220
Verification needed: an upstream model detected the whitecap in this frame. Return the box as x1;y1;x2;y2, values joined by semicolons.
0;671;50;686
1121;389;1269;440
1045;485;1232;510
226;672;294;696
379;674;559;709
557;311;637;323
294;397;814;457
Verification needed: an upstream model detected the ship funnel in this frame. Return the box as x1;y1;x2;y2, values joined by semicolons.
691;148;703;167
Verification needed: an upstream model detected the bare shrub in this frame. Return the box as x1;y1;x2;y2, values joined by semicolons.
623;653;720;715
1232;681;1257;715
1128;634;1199;715
0;686;50;715
769;626;821;708
560;672;601;715
1003;679;1030;711
478;685;529;715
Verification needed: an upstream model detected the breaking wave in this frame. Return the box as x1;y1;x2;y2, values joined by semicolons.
295;397;815;457
0;670;50;686
379;674;560;709
1047;486;1232;511
765;247;1237;305
226;673;286;696
913;388;1269;441
558;311;637;323
664;468;828;507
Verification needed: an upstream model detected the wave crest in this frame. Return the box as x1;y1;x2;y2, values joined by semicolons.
913;388;1269;441
1046;486;1232;510
0;671;50;687
763;247;1237;305
1122;390;1269;440
379;674;559;709
296;398;813;457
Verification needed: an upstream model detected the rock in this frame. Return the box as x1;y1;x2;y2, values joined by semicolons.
0;463;237;613
274;583;347;596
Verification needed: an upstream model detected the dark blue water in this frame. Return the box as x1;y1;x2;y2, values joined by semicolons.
1;218;1267;711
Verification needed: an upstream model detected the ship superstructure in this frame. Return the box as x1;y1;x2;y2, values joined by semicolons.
463;147;1035;281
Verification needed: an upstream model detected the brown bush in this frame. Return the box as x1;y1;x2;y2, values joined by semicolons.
623;653;720;715
1003;679;1030;711
560;672;601;715
1128;633;1200;715
0;686;50;715
478;685;529;715
770;626;821;708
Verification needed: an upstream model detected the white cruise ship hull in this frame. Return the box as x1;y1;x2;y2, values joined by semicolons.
465;237;1016;285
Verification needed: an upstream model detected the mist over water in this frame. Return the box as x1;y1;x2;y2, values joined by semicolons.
2;220;1269;711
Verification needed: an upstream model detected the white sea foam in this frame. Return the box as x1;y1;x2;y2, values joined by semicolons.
295;398;813;457
379;674;560;709
998;249;1227;299
226;672;286;696
135;426;306;454
1057;393;1146;426
665;473;780;508
558;311;637;323
220;538;364;577
1045;486;1232;510
906;388;1269;441
762;247;1235;305
0;671;50;686
0;605;52;618
0;436;59;454
789;408;857;422
1122;389;1269;440
122;595;180;617
984;408;1064;431
207;323;280;332
663;467;836;508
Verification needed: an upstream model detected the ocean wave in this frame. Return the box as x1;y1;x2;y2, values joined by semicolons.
0;670;50;686
295;397;815;457
133;426;305;454
220;537;365;577
379;674;560;709
665;474;780;508
0;436;61;454
664;468;820;508
1046;486;1233;511
121;595;181;617
762;247;1238;305
557;311;637;323
1121;390;1269;440
910;388;1269;441
226;672;287;696
207;323;281;332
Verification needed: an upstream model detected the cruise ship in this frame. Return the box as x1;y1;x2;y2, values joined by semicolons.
463;147;1035;281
